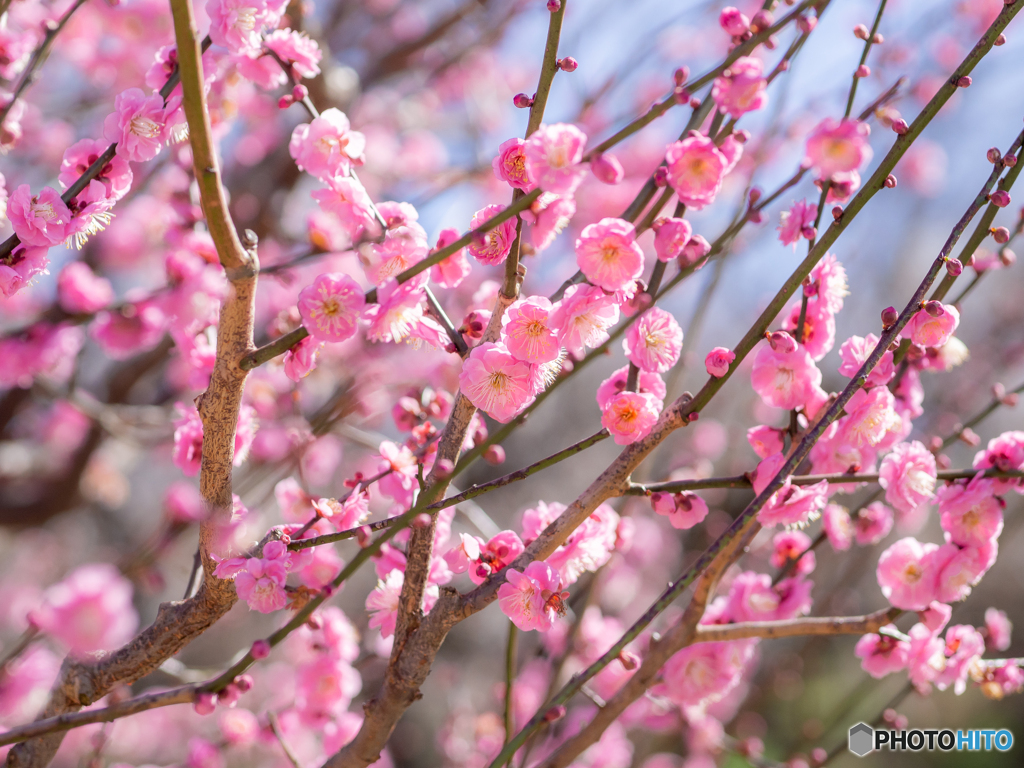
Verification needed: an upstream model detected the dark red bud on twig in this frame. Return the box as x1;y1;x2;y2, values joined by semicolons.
513;93;533;109
884;173;897;188
989;190;1011;207
987;147;1002;164
557;57;578;72
546;0;561;11
544;705;566;722
832;205;843;220
892;119;909;135
995;33;1007;46
881;306;898;329
653;167;669;187
992;227;1010;244
674;66;689;86
945;258;963;276
957;75;972;88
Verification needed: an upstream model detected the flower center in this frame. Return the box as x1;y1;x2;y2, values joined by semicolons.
903;563;922;583
233;7;258;31
30;199;56;221
130;116;163;139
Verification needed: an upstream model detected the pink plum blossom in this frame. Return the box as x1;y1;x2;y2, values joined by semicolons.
855;501;894;545
808;253;849;313
264;29;322;79
985;607;1012;652
550;284;620;358
877;537;940;610
656;639;755;708
750;340;823;411
502;296;561;364
207;0;276;54
0;245;50;298
57;262;114;314
651;491;709;530
311;177;376;241
855;630;910;678
591;153;624;184
217;541;291;613
498;561;567;632
905;302;960;348
838;333;895;387
934;541;996;603
467;203;517;265
298;272;365;343
769;530;816;576
430;228;471;288
8;185;72;247
574;218;644;292
601;391;661;445
492;137;534;190
727;571;812;623
363;220;429;284
624;307;682;373
839;387;901;448
664;133;740;210
822;503;854;551
459;342;536;423
777;200;817;247
445;531;525;585
595;366;666;409
289;108;366;180
34;564;139;657
522;123;588;195
747;425;784;459
652;217;692;262
90;303;167;360
59;139;133;201
523;192;576;252
803;118;872;180
704;346;735;378
973;431;1024;494
937;477;1003;548
366;570;439;638
878;441;937;516
362;276;427;343
934;624;986;694
103;88;169;162
283;335;324;382
711;56;768;118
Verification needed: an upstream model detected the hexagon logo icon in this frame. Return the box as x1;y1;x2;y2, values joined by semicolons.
848;722;874;757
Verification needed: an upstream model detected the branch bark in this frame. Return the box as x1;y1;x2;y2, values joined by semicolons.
4;3;256;766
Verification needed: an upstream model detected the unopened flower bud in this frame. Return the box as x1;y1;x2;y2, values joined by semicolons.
957;75;972;88
557;56;578;72
892;119;909;135
923;300;945;317
544;705;567;722
768;330;797;353
1005;154;1018;167
546;0;560;11
881;306;898;329
277;95;294;109
356;525;372;547
960;427;981;447
679;233;710;266
748;209;766;224
995;33;1006;46
764;34;779;49
987;147;1003;164
217;684;240;707
292;84;309;102
750;10;773;33
591;153;624;184
884;173;897;188
853;24;869;40
945;258;963;276
483;444;506;465
233;674;254;693
674;66;689;86
1001;248;1017;266
673;86;690;104
906;343;925;361
193;692;217;716
855;64;870;78
251;639;271;659
992;226;1010;244
797;15;817;34
513;93;533;109
992;382;1007;399
832;205;843;220
306;614;323;630
873;33;884;44
653;167;669;187
412;513;432;529
618;650;640;670
688;411;699;422
433;458;454;479
1003;393;1019;407
989;190;1011;207
928;435;943;452
733;128;751;144
689;96;701;108
748;187;762;206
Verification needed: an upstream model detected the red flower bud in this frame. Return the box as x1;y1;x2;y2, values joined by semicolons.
881;306;898;329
